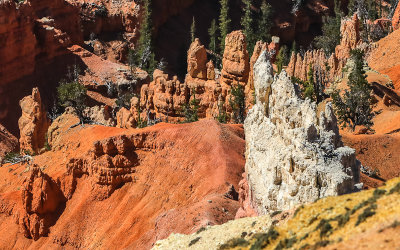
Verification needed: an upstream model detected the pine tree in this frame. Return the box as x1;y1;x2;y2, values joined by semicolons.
348;0;355;16
275;45;289;74
219;0;231;54
128;49;136;73
304;64;316;101
208;19;218;53
181;89;200;123
191;16;196;43
208;19;220;66
229;84;245;124
290;40;297;56
314;0;342;54
241;0;255;55
135;0;157;76
258;0;273;42
332;49;374;130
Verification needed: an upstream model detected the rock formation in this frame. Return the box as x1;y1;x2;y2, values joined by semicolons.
243;51;360;214
0;123;18;159
83;105;115;127
187;38;207;80
20;166;64;240
221;30;250;87
18;88;50;154
118;33;255;124
335;14;361;60
287;14;363;83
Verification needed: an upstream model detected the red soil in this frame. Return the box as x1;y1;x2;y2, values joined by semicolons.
0;120;245;249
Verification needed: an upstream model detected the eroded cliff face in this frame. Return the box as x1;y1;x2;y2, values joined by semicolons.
243;51;360;214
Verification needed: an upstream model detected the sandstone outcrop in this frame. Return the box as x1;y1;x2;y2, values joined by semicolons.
139;69;189;122
83;105;115;127
221;31;250;87
47;107;80;150
243;51;360;214
187;38;207;80
335;14;361;60
18;88;50;154
287;14;363;83
0;123;18;159
20;166;64;240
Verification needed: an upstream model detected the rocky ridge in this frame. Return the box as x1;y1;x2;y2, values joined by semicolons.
154;176;400;249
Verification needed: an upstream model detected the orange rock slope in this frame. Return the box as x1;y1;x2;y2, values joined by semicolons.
369;28;400;91
0;119;245;249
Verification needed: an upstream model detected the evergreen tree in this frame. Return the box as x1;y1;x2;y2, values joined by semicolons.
229;84;245;124
332;49;374;130
181;90;200;123
219;0;231;54
128;49;136;73
275;45;289;74
367;0;379;19
208;19;220;66
57;65;87;122
304;64;316;101
290;40;297;56
208;19;218;53
241;0;256;55
135;0;157;77
348;0;355;15
314;0;342;54
191;16;196;43
258;0;273;42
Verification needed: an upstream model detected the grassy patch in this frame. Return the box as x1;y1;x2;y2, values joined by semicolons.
219;238;249;249
271;210;283;217
249;228;279;250
188;237;201;247
293;205;304;218
355;204;377;226
389;182;400;195
274;236;297;250
316;219;333;238
196;227;206;234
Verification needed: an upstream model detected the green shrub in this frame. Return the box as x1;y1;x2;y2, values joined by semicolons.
188;237;201;247
219;238;249;249
355;204;377;226
57;80;87;117
249;228;279;249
